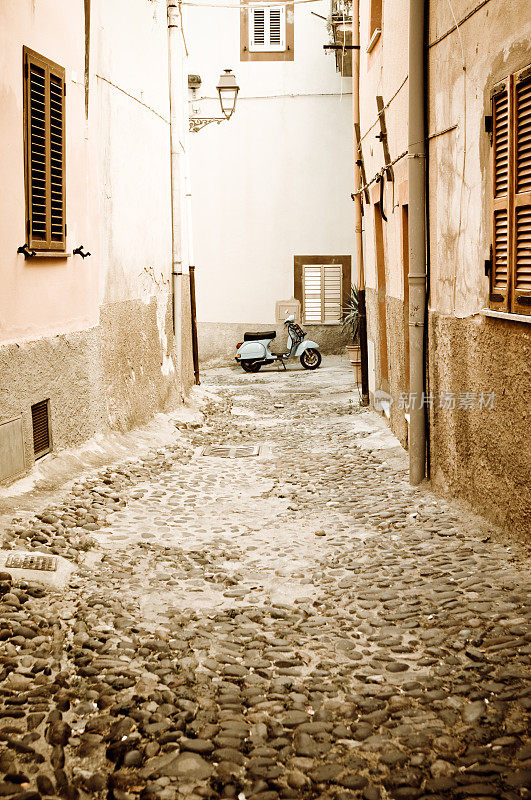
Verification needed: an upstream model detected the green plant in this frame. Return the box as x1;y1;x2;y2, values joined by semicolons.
342;285;360;343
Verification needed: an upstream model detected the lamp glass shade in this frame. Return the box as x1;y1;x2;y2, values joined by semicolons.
216;69;239;119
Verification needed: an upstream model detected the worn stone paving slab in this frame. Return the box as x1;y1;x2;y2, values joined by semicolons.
0;357;528;800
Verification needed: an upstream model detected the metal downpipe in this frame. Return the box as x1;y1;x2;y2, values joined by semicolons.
167;2;187;391
407;0;427;484
351;0;369;405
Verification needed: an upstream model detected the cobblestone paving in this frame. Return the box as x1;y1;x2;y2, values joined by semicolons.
0;360;529;800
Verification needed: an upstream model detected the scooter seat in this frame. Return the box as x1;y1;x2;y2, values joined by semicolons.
244;331;276;341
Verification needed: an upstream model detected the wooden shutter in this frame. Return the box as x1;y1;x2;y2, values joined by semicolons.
490;81;510;311
303;265;342;323
24;48;66;251
323;265;342;322
512;70;531;314
249;6;286;52
303;266;323;323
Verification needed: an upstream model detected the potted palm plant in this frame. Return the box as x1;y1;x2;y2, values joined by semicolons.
343;285;362;383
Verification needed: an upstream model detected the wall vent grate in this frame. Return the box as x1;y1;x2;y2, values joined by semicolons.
31;399;51;459
6;554;57;571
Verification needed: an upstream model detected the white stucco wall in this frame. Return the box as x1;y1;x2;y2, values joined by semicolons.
92;0;173;309
184;1;354;325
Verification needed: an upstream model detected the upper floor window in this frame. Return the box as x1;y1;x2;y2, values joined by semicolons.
367;0;382;52
241;2;294;62
23;47;66;252
249;5;286;52
489;65;531;316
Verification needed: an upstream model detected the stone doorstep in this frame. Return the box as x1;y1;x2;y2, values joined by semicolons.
0;549;76;589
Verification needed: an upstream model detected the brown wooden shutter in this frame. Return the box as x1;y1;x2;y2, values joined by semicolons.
490;81;510;311
24;48;66;252
511;70;531;314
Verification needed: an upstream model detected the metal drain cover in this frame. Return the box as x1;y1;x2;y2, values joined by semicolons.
5;554;57;572
202;445;261;458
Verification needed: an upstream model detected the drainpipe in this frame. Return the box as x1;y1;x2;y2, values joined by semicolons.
167;1;187;391
184;143;200;385
351;0;369;406
408;0;427;484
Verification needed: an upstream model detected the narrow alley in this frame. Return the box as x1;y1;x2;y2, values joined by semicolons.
0;360;529;800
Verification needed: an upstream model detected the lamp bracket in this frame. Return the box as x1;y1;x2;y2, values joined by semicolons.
189;117;227;133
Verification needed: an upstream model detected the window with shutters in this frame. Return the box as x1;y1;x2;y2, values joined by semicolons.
294;256;351;325
489;65;531;316
241;2;293;61
249;6;286;51
23;48;66;252
367;0;382;52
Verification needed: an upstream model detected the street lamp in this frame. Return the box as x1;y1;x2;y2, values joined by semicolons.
189;69;240;132
216;69;239;120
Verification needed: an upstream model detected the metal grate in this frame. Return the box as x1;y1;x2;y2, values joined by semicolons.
202;445;261;458
31;399;51;459
6;554;57;571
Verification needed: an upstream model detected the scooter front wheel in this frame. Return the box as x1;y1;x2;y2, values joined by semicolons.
241;360;262;373
300;349;321;370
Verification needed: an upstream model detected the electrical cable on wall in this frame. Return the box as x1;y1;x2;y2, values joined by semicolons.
444;0;467;314
179;0;326;8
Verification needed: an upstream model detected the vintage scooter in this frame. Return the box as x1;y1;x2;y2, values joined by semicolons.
235;315;321;372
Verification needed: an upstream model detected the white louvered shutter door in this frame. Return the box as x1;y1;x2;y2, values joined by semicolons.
250;8;266;49
303;266;323;323
323;265;342;323
268;7;286;50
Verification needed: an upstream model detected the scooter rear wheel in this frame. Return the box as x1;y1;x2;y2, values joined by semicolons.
241;360;262;373
300;349;321;370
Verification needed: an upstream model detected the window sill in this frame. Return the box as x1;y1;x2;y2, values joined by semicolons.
366;28;381;53
28;252;71;259
480;308;531;324
303;322;342;327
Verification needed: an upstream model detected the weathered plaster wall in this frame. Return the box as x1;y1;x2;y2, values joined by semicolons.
0;330;106;475
185;0;354;361
429;312;531;537
358;0;410;442
0;0;191;481
94;0;188;406
426;0;531;537
428;0;531;318
360;0;531;536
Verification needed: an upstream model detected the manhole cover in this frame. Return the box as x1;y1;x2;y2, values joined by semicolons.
202;445;261;458
5;554;58;572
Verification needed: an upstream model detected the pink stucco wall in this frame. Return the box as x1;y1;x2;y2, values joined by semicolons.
0;0;99;345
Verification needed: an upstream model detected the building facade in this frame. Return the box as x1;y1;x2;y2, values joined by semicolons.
184;0;355;363
0;0;193;485
358;0;531;535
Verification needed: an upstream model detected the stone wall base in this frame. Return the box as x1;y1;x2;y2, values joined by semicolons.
0;293;185;483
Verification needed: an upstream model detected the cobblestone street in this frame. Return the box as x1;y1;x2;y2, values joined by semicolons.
0;359;529;800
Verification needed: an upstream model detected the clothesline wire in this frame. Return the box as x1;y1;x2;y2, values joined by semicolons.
179;0;330;8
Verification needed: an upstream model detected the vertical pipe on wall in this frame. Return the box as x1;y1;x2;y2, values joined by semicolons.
351;0;369;405
183;108;200;385
408;0;427;484
167;2;186;391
